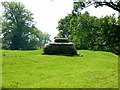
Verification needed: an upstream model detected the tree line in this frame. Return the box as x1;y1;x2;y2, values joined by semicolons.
1;1;120;53
0;1;51;50
57;11;120;54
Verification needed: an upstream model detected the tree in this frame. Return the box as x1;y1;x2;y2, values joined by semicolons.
42;32;51;47
1;1;44;50
73;0;120;13
57;11;120;54
57;14;73;38
72;0;120;54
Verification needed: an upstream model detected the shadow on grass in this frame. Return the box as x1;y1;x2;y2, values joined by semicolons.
41;52;83;57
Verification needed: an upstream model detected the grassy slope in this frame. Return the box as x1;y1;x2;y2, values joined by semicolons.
2;50;118;88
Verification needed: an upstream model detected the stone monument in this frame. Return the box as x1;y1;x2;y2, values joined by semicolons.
42;38;78;56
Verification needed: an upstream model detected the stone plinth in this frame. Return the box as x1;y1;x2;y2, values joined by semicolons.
43;38;77;55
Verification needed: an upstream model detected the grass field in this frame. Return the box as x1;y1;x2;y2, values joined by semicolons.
2;50;118;88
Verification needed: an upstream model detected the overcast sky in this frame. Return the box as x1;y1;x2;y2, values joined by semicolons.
0;0;118;40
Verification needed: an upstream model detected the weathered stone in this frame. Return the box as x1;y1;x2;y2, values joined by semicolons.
54;38;69;43
43;38;78;55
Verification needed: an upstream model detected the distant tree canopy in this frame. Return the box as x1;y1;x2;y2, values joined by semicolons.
1;1;51;50
57;11;120;54
73;0;120;13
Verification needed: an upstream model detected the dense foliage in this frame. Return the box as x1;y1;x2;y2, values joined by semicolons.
57;11;120;54
1;1;50;50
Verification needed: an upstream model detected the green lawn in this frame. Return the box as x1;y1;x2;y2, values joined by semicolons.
2;50;118;88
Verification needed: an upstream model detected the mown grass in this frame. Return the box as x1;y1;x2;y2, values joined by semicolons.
2;50;118;88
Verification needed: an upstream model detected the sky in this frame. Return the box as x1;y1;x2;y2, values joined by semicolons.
0;0;118;40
